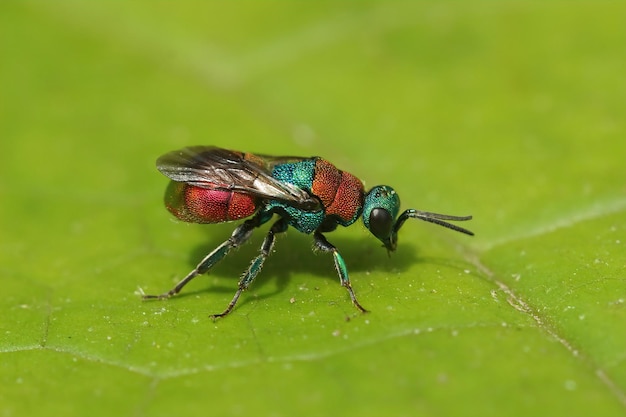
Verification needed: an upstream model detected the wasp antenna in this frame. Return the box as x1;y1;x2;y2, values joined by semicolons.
397;210;474;236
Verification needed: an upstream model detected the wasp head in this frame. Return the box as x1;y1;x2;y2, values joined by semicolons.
362;185;401;253
363;185;475;254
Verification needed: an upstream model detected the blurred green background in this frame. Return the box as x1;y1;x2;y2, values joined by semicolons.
1;1;625;416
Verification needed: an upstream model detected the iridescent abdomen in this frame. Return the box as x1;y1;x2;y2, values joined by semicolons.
164;181;258;223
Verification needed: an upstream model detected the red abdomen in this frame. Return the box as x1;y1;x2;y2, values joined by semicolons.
164;182;258;224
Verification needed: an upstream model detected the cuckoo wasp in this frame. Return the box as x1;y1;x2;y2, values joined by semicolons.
143;146;474;319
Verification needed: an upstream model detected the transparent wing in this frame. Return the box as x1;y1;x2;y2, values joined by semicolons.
156;146;321;210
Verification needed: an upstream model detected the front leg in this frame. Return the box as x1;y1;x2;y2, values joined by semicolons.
313;231;368;314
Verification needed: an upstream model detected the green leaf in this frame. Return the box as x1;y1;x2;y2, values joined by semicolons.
1;1;625;416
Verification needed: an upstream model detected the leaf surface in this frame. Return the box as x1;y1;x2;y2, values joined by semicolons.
1;2;624;416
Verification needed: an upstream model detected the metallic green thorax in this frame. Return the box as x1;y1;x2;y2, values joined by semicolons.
267;159;325;233
268;158;364;233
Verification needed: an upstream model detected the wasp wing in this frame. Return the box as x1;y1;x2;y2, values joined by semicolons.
156;146;321;211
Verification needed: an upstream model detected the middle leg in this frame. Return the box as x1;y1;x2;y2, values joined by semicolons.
210;216;290;319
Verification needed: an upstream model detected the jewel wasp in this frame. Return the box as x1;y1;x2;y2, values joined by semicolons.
143;146;474;319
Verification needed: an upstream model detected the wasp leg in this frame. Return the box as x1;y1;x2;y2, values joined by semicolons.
313;231;368;314
143;213;267;301
210;217;289;320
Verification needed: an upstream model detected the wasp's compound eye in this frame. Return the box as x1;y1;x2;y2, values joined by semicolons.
369;207;393;241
